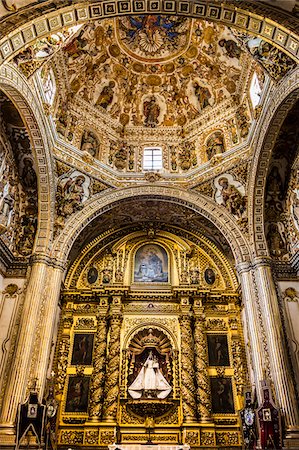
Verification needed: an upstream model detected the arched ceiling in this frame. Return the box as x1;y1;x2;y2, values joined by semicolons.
67;198;234;267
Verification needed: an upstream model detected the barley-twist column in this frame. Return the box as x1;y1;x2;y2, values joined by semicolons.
193;303;212;422
89;298;109;420
102;296;123;423
180;298;197;423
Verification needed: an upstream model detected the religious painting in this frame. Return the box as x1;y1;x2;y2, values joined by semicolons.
204;268;216;285
207;334;230;366
210;377;235;414
71;334;94;366
134;244;168;283
87;267;98;284
65;376;90;413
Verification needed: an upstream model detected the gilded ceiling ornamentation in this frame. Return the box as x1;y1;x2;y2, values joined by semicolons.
116;16;191;62
55;17;246;132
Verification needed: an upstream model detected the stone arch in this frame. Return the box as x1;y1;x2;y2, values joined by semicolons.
0;1;298;66
0;63;56;254
248;66;299;257
51;186;252;265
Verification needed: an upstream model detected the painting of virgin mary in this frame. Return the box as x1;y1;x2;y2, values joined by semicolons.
134;244;168;283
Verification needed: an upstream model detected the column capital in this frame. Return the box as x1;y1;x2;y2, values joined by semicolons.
236;261;252;274
252;256;272;269
30;253;65;270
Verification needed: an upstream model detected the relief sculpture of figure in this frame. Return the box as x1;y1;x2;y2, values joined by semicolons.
128;350;172;399
143;96;160;127
95;81;115;110
219;177;246;218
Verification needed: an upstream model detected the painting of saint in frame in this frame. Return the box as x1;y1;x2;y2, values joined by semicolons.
210;377;235;414
134;244;168;283
65;376;90;413
207;334;230;366
71;333;94;366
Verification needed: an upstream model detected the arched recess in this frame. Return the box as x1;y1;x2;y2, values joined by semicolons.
0;1;298;65
248;66;299;257
0;63;56;254
51;185;252;266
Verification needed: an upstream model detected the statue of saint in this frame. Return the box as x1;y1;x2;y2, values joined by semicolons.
128;351;172;399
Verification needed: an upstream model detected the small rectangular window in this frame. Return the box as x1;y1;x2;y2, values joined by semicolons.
143;147;163;171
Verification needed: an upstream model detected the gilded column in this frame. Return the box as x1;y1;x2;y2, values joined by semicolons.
237;261;264;403
102;296;123;423
29;263;64;397
253;257;299;435
89;298;109;419
193;301;212;422
180;298;197;423
0;255;49;425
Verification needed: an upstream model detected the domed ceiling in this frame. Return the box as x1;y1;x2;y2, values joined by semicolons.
54;17;250;130
42;14;298;175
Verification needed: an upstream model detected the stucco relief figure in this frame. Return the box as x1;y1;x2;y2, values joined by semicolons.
215;176;246;219
0;180;15;230
206;132;225;160
95;81;115;110
128;351;172;399
291;185;299;232
193;82;212;110
80;130;99;157
56;172;90;225
143;96;160;127
218;39;241;59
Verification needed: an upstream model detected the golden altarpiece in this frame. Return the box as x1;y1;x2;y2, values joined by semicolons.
55;226;247;448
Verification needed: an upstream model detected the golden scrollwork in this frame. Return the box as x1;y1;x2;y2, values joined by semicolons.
185;430;200;445
102;315;123;421
59;430;84;445
216;431;240;446
100;430;115;444
55;335;70;394
179;315;197;422
89;316;108;418
194;316;212;421
231;338;247;395
200;431;215;446
85;429;100;445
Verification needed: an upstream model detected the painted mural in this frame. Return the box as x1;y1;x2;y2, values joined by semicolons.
134;244;168;283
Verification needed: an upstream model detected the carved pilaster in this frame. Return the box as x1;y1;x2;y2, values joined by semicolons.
179;307;197;423
253;257;299;432
194;314;212;422
102;300;123;422
89;312;108;419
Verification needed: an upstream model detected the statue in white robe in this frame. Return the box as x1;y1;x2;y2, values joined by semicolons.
128;351;172;399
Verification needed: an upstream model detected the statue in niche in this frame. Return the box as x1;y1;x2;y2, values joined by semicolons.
95;81;115;110
128;350;172;399
21;158;37;190
0;179;15;231
266;222;288;258
206;132;225;160
80;130;99;157
143;96;160;127
114;142;127;170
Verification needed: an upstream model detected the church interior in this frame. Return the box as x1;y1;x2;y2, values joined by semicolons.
0;1;299;449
